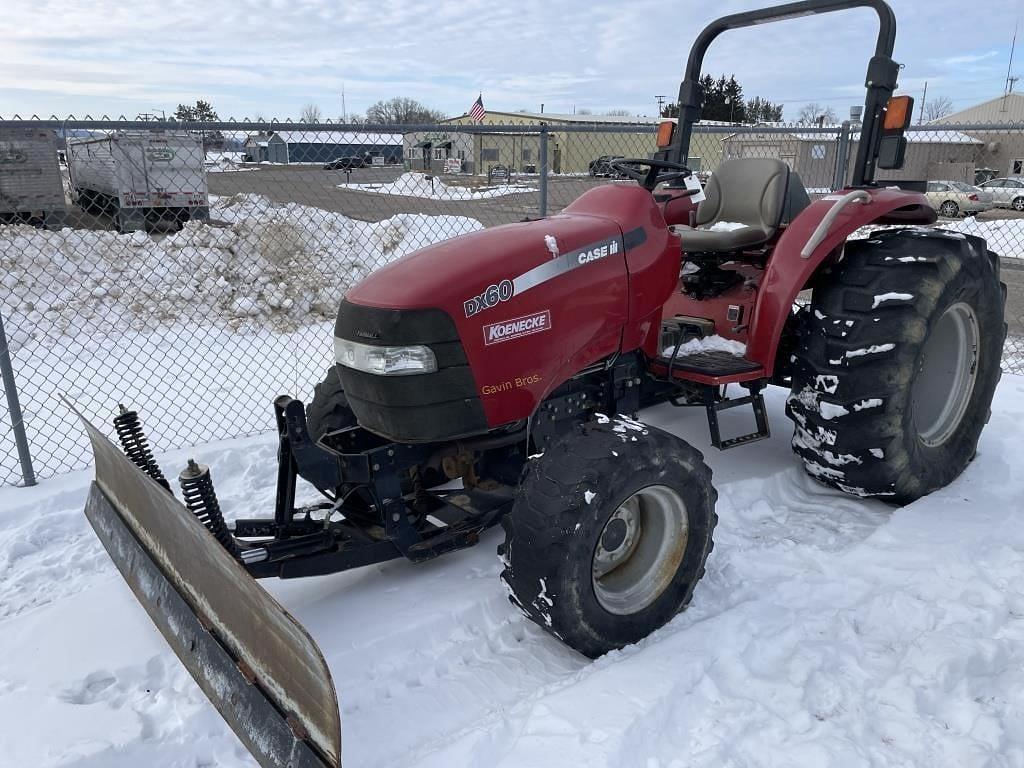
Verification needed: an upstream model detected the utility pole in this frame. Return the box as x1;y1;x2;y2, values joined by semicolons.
342;83;347;123
1004;21;1019;111
655;95;666;116
918;81;927;124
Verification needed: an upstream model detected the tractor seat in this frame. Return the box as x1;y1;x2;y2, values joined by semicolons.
672;158;810;253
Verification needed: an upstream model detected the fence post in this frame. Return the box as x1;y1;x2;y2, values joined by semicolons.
833;120;853;190
0;310;36;487
539;125;549;217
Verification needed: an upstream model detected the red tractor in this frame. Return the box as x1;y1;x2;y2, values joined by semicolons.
75;1;1006;766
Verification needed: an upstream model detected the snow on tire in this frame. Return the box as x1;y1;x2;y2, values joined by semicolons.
499;415;717;659
787;228;1006;504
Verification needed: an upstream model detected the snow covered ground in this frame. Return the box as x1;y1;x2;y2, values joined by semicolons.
340;171;537;200
1;378;1023;767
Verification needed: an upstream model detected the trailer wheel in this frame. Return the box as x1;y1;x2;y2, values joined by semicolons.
306;365;356;442
499;415;717;658
787;228;1006;504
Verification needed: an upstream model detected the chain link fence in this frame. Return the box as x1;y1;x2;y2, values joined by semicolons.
2;117;1023;486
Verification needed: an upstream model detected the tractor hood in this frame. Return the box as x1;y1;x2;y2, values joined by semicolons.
346;213;625;311
335;185;674;443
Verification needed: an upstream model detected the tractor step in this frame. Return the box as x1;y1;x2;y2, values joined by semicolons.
657;350;762;376
705;390;771;450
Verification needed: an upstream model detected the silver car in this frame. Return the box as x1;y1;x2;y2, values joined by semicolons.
925;180;994;218
978;177;1024;211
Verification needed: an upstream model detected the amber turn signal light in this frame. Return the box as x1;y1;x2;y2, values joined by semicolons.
656;120;675;149
883;95;913;131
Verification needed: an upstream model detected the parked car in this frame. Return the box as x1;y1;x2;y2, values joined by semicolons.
925;180;993;218
978;176;1024;211
588;155;626;177
323;156;367;170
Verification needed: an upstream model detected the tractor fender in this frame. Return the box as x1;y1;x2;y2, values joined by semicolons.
746;187;935;375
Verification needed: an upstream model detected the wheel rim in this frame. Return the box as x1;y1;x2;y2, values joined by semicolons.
940;201;958;217
1015;197;1024;211
591;485;689;616
911;302;980;448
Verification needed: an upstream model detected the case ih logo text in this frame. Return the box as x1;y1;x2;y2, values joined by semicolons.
576;239;619;264
464;279;514;317
483;310;551;345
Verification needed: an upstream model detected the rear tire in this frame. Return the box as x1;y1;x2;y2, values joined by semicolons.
1013;196;1024;212
787;229;1006;504
939;200;959;218
499;415;717;658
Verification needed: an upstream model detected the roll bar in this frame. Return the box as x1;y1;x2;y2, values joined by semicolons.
667;0;900;187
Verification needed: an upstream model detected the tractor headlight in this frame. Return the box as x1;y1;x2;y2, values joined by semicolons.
334;337;438;376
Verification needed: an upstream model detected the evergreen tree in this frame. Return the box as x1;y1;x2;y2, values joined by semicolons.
659;75;782;124
173;100;222;149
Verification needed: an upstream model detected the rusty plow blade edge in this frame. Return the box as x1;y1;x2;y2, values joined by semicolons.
74;405;342;768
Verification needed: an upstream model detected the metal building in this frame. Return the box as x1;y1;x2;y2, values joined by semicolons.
264;131;403;165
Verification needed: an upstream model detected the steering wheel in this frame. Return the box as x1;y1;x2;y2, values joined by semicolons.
609;158;692;191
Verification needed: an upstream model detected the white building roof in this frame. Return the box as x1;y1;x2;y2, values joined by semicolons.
445;110;734;126
269;131;401;145
932;94;1024;125
733;127;981;144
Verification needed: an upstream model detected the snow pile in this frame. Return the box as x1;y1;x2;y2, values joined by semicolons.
342;172;537;200
664;334;747;358
852;216;1024;260
0;195;482;349
942;215;1024;259
705;220;747;232
204;152;256;173
1;381;1023;766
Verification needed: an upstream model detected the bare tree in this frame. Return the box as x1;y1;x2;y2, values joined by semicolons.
576;108;594;115
796;102;838;125
300;104;323;123
366;97;446;124
604;108;632;116
924;96;954;122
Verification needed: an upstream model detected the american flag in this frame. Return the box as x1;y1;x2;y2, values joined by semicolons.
469;95;486;123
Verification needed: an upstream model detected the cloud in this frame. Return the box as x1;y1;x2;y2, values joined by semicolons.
1;0;1019;121
939;51;1001;67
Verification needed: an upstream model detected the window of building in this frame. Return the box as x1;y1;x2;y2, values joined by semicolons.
1013;159;1024;175
481;148;499;161
522;148;532;161
434;148;445;160
811;144;826;160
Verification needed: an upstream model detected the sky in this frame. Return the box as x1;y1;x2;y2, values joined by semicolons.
1;0;1023;123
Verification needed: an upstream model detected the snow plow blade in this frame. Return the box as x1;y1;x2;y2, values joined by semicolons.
75;407;342;768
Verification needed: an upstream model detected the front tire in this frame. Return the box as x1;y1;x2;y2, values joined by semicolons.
499;415;717;658
787;229;1006;504
939;200;959;218
1013;196;1024;212
306;365;357;442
